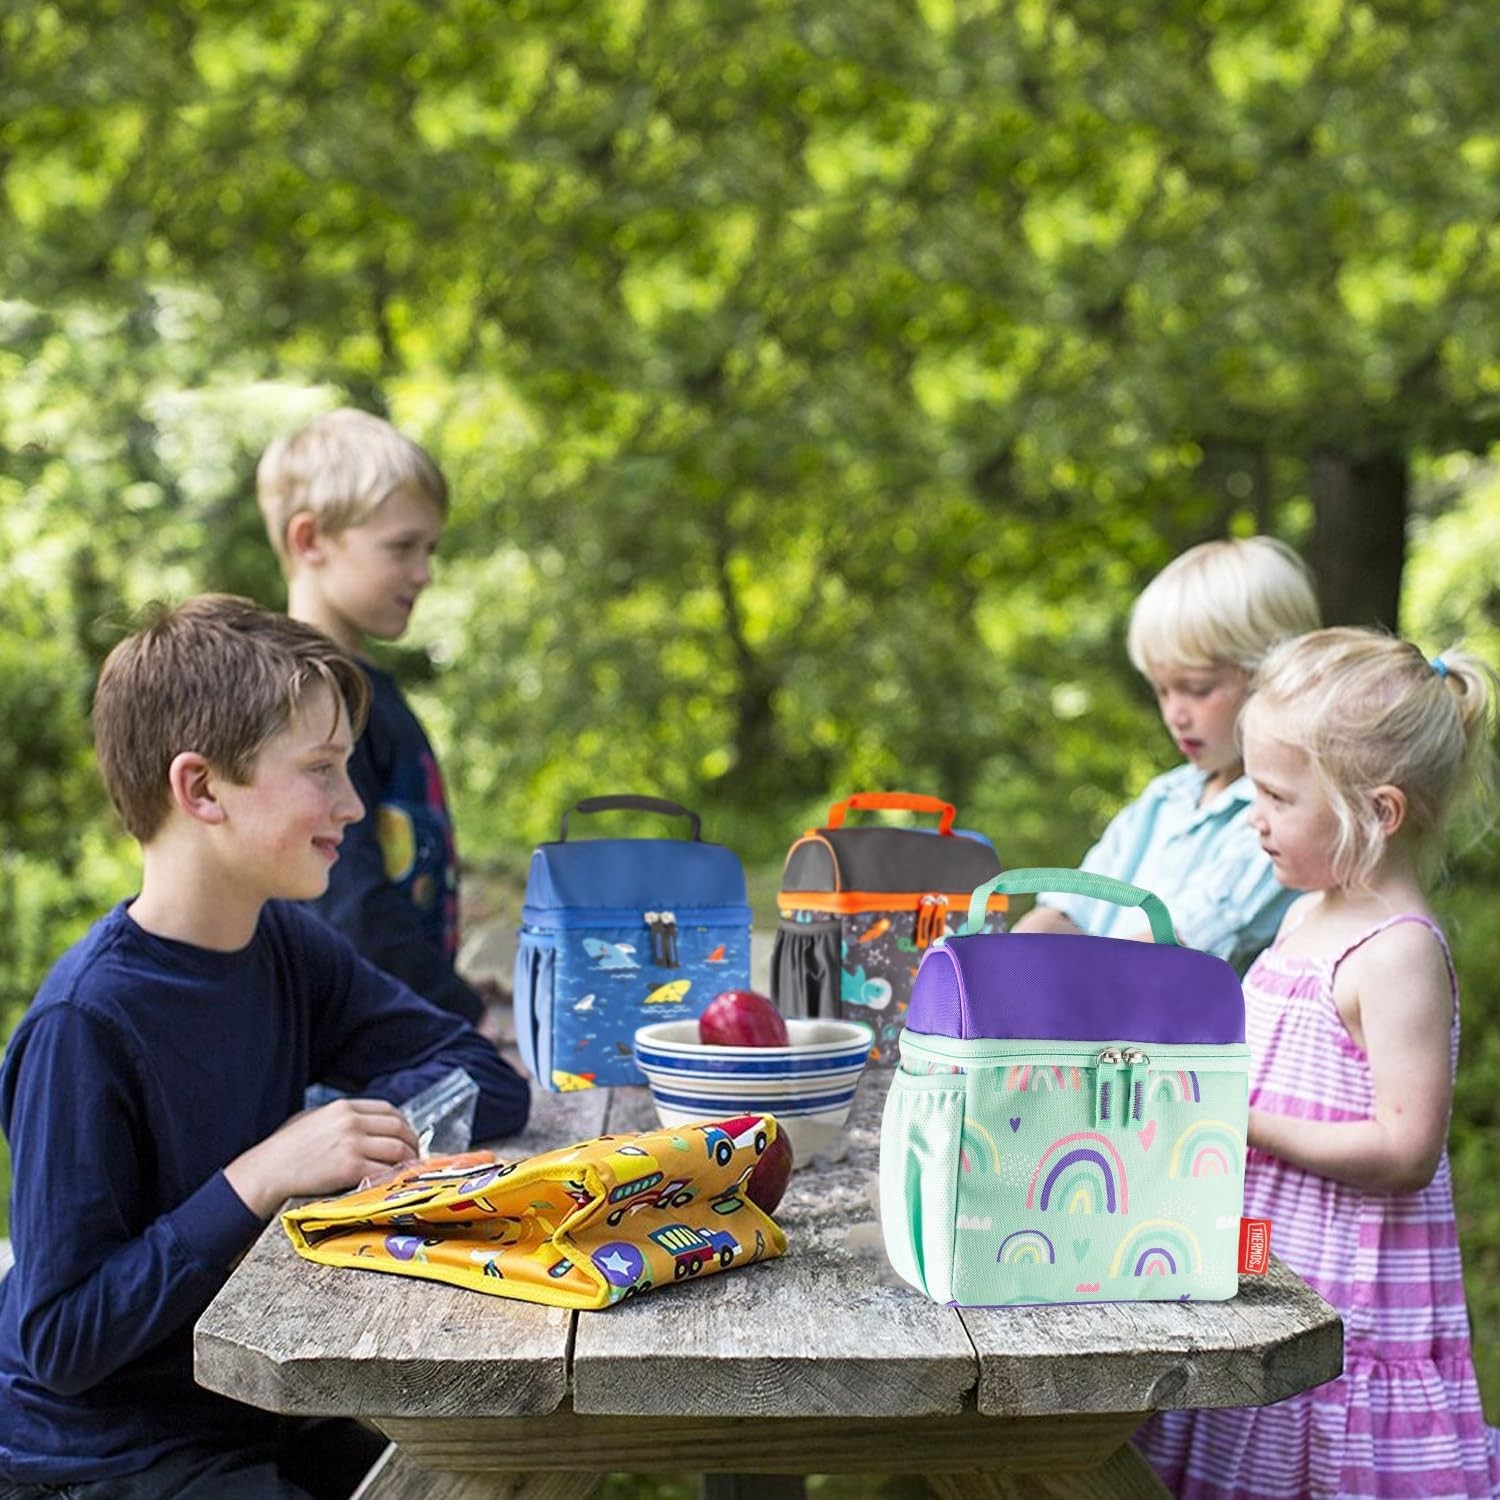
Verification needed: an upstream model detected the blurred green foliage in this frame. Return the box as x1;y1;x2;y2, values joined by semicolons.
2;0;1499;1429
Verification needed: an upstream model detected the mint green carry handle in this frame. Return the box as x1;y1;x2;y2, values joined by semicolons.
961;867;1177;945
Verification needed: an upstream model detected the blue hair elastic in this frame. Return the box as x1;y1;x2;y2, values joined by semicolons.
1431;656;1449;679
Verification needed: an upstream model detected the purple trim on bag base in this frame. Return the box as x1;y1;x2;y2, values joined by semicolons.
943;1295;1211;1308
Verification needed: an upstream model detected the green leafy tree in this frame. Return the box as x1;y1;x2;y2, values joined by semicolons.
9;2;1500;867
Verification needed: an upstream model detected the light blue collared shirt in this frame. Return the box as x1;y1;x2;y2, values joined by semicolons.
1037;764;1295;975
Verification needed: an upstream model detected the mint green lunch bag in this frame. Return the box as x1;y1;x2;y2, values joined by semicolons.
879;869;1250;1306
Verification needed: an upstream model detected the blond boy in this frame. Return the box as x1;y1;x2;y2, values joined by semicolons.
1014;537;1321;971
257;409;490;1026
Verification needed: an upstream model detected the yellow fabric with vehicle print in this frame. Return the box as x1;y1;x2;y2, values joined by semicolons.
281;1114;788;1309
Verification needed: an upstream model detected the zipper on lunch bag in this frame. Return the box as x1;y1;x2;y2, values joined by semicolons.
644;911;680;967
900;1034;1249;1134
913;894;950;950
1092;1045;1153;1130
1093;1048;1121;1132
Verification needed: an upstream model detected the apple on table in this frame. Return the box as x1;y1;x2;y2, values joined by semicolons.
745;1126;794;1213
696;991;797;1210
697;989;790;1048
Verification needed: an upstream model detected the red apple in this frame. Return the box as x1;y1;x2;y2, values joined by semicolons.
745;1123;795;1214
698;989;790;1047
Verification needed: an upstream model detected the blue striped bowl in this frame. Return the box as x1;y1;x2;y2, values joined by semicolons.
633;1018;874;1161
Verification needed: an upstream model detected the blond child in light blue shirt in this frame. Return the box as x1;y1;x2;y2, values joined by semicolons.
1017;536;1321;973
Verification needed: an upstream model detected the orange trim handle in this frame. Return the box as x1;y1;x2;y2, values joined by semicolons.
778;891;1009;915
825;792;956;836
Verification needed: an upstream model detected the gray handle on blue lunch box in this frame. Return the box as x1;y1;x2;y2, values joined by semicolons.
559;795;703;842
959;867;1177;945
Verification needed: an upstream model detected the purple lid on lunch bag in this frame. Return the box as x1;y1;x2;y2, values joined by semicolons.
908;932;1245;1046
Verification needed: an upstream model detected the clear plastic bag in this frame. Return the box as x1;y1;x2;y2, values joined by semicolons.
399;1066;479;1158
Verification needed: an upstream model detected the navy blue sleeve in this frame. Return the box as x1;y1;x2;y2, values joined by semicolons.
296;913;529;1142
0;1010;264;1397
316;725;484;1024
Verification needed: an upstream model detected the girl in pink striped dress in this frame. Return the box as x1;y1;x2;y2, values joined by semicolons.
1137;628;1500;1499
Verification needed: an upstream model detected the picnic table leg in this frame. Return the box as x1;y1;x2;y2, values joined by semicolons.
926;1438;1169;1499
701;1478;806;1500
353;1442;601;1500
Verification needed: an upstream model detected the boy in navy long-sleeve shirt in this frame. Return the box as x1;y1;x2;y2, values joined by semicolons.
256;408;493;1027
0;596;529;1498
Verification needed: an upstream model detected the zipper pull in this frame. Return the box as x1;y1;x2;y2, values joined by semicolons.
929;895;949;947
644;912;663;966
661;911;679;968
1121;1047;1151;1126
915;894;949;950
1093;1048;1122;1129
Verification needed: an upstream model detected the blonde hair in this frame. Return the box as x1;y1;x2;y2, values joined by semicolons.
1127;537;1321;675
94;595;371;842
256;408;448;569
1245;627;1497;889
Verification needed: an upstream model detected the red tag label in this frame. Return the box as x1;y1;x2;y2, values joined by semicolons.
1238;1217;1271;1275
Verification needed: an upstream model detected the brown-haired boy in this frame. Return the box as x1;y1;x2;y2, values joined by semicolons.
0;595;528;1497
256;408;494;1028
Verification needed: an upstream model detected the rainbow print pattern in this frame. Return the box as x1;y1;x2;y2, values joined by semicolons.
881;1037;1250;1305
1148;1069;1201;1104
960;1117;1006;1175
1025;1132;1129;1215
996;1229;1056;1266
1167;1119;1245;1180
1004;1064;1084;1093
1109;1218;1205;1279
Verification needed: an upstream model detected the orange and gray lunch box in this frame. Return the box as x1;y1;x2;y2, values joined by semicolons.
770;793;1006;1065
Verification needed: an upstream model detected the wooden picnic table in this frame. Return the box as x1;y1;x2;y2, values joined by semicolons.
195;1070;1342;1499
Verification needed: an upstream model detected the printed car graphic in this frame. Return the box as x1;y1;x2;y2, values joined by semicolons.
648;1222;742;1277
695;1115;768;1166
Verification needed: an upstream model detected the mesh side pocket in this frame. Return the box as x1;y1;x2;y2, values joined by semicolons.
512;934;556;1086
771;919;842;1019
879;1069;966;1303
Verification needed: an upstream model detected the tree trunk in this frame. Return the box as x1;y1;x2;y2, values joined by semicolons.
1308;449;1407;631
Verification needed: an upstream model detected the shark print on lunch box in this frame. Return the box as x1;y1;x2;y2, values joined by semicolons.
515;797;751;1090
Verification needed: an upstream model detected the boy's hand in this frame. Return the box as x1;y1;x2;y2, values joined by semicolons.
225;1099;421;1219
1010;905;1086;936
471;976;510;1007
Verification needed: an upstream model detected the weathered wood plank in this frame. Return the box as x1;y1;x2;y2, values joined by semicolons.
373;1408;1146;1476
927;1439;1170;1499
959;1255;1343;1418
569;1080;980;1418
195;1225;575;1418
194;1088;609;1418
355;1444;600;1500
